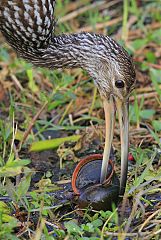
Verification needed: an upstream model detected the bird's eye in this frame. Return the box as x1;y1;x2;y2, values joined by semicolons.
115;80;125;88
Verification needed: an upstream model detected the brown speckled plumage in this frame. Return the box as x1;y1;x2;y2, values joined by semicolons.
0;0;135;99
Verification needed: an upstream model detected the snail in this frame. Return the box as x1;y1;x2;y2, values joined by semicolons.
72;154;120;211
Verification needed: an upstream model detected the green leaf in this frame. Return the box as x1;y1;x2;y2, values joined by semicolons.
152;120;161;132
149;128;161;147
0;47;10;61
144;169;161;182
30;135;81;152
150;68;161;83
16;173;32;200
139;109;155;119
64;221;82;234
0;166;22;177
132;156;155;190
6;159;31;168
2;214;18;223
145;52;156;63
91;219;103;228
82;222;96;233
26;69;39;93
140;62;149;71
0;202;18;223
0;201;11;214
150;68;161;97
7;153;15;165
100;210;113;219
149;28;161;44
131;39;148;50
0;159;30;177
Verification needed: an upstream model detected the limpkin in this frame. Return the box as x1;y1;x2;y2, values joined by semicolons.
0;0;136;195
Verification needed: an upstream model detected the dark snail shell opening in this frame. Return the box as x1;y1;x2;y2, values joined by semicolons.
75;159;112;191
72;154;114;195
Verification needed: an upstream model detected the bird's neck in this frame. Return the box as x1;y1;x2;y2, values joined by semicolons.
10;32;115;97
19;33;103;72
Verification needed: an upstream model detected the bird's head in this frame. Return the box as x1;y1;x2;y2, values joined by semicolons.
86;35;136;101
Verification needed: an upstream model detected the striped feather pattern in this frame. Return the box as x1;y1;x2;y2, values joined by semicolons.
0;0;135;98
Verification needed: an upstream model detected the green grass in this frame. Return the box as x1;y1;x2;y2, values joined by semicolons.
0;0;161;239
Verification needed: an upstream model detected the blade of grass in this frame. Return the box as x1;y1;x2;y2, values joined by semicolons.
122;0;129;42
29;135;81;152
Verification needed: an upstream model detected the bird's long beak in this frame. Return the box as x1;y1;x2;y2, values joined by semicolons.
100;96;129;195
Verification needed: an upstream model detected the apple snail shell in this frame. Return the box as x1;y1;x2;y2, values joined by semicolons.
72;154;120;211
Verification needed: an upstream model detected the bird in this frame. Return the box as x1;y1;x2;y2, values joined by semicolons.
0;0;136;195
